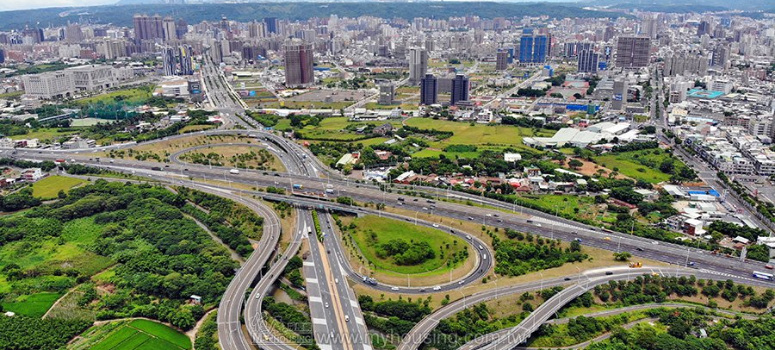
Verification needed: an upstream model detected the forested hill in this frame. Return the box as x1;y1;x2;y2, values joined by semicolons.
0;2;625;31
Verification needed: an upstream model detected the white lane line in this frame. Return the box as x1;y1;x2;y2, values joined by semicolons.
306;278;319;284
355;317;365;326
350;300;360;308
309;296;323;303
303;261;315;266
319;345;333;350
312;318;328;325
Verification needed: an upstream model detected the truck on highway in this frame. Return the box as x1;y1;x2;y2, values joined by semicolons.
629;262;642;268
325;188;334;194
293;184;303;190
230;169;240;174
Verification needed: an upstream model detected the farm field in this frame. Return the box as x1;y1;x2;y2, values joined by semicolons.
9;128;79;142
31;175;87;199
72;319;191;350
1;292;61;317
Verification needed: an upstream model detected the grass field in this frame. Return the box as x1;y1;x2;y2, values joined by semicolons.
73;86;153;107
1;292;61;317
593;148;685;184
9;128;79;142
346;215;468;275
31;175;87;199
81;319;191;350
178;124;216;134
405;118;555;155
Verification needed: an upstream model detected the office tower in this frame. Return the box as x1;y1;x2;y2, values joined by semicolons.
420;74;438;105
496;49;509;71
425;37;435;52
450;74;469;106
175;19;188;39
23;27;44;43
179;45;193;75
209;42;223;63
163;17;176;41
0;49;5;64
378;83;394;105
519;29;550;64
284;40;314;88
65;24;83;43
577;49;599;73
698;21;711;37
615;36;650;69
264;17;278;34
163;47;176;76
563;42;593;58
612;79;625;111
408;47;428;85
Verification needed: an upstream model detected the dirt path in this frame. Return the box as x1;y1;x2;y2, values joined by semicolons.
187;308;217;347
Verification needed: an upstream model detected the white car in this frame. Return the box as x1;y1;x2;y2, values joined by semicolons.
391;286;399;291
433;286;441;291
325;302;329;308
432;224;439;228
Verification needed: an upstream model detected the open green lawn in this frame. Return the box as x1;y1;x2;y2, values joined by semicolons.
405;118;555;153
348;215;468;275
86;320;191;350
265;101;353;110
73;86;153;107
593;148;687;184
31;175;87;199
511;194;615;224
9;128;79;142
1;292;61;317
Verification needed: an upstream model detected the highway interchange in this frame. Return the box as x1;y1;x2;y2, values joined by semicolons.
8;63;775;350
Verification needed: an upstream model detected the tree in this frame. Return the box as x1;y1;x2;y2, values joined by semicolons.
568;159;583;170
613;252;632;261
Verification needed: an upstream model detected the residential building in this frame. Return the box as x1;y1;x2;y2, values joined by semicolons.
408;47;428;85
178;45;194;75
163;47;176;76
496;49;509;71
264;17;278;34
133;14;164;43
284;40;315;88
378;83;394;105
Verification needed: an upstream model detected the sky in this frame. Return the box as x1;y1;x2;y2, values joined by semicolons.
0;0;115;12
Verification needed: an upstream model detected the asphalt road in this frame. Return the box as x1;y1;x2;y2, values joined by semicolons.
396;266;773;350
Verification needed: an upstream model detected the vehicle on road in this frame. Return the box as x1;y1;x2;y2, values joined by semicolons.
345;315;349;322
230;169;240;174
432;223;439;228
468;217;474;220
629;262;642;268
605;271;614;275
753;271;774;281
293;184;303;190
398;197;405;202
465;235;472;240
325;302;329;308
391;287;399;291
433;286;441;291
636;247;644;251
766;264;774;270
151;166;162;171
335;278;339;284
478;244;484;250
604;237;611;240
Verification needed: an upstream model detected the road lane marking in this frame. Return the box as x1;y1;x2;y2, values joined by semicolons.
304;261;315;266
312;318;327;325
306;278;319;284
309;296;323;303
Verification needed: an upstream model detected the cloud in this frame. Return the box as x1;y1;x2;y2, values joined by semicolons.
0;0;116;11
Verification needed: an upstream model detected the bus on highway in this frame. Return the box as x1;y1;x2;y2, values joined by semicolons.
752;271;774;281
